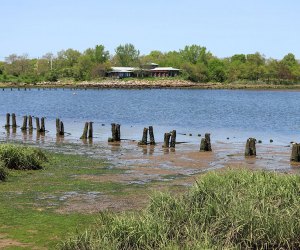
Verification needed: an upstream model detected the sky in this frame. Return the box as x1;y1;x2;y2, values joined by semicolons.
1;0;299;60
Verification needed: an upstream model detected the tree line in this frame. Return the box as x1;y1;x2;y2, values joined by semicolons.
0;43;299;84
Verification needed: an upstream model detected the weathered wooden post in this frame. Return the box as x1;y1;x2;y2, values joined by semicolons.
116;124;121;141
290;143;300;162
138;128;148;145
88;122;93;138
245;138;256;156
5;113;10;128
12;113;17;128
200;133;212;152
28;115;33;130
56;118;60;135
80;122;88;139
149;126;155;145
163;132;171;148
170;130;176;148
40;117;45;132
35;117;40;132
59;121;64;136
21;116;28;131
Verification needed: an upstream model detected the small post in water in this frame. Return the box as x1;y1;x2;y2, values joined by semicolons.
138;127;148;145
80;122;88;139
149;126;155;145
56;118;60;135
116;124;121;141
163;132;171;148
88;122;93;138
59;121;64;136
200;133;212;152
12;113;17;128
290;143;300;162
21;116;28;131
245;138;256;156
35;117;40;132
5;113;10;128
40;117;45;133
28;115;33;131
170;130;176;148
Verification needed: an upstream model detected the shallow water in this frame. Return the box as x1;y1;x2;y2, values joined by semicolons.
0;88;300;145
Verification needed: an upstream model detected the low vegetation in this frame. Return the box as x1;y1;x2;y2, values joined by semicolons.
0;161;8;181
0;143;47;170
61;169;300;249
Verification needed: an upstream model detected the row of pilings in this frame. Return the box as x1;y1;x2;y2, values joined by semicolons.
3;113;300;162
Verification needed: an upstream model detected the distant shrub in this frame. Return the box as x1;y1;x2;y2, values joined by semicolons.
0;144;47;170
61;169;300;249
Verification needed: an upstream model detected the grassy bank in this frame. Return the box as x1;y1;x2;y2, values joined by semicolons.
61;169;300;249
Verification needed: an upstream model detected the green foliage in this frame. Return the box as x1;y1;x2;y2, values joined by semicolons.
61;169;300;249
0;161;8;181
0;144;47;170
114;43;140;67
1;44;300;84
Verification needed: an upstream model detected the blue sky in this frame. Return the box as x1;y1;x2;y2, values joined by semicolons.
1;0;299;60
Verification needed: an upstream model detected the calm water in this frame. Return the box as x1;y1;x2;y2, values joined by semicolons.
1;88;300;144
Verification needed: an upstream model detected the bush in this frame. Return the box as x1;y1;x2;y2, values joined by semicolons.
0;161;8;181
61;169;300;249
0;144;47;170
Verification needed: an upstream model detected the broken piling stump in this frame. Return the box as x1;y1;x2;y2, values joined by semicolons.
170;130;176;148
138;127;148;145
56;118;60;135
21;116;28;131
80;122;89;139
12;113;17;128
40;117;45;133
108;123;121;142
35;117;40;132
200;133;212;152
163;132;171;148
88;122;93;138
59;121;64;136
149;126;155;145
290;143;300;162
116;124;121;141
5;113;10;128
28;116;33;130
245;138;256;156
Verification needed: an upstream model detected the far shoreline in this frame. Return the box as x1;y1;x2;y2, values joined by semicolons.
1;79;300;90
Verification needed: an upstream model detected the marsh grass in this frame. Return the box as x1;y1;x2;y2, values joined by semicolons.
61;169;300;249
0;143;47;170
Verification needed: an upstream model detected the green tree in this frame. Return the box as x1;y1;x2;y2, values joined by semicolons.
114;43;140;66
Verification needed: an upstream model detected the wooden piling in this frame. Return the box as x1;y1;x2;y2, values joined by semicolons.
149;126;155;145
59;121;64;136
163;132;171;148
21;116;28;131
11;113;17;128
5;113;10;128
88;122;93;138
40;117;45;132
28;115;33;130
138;128;148;145
245;138;256;156
80;122;89;139
116;124;121;141
56;118;60;135
291;143;300;162
200;133;212;152
170;130;176;148
35;117;40;132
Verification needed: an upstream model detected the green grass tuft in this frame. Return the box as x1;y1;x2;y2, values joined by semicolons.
0;161;8;181
0;143;47;170
60;169;300;249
